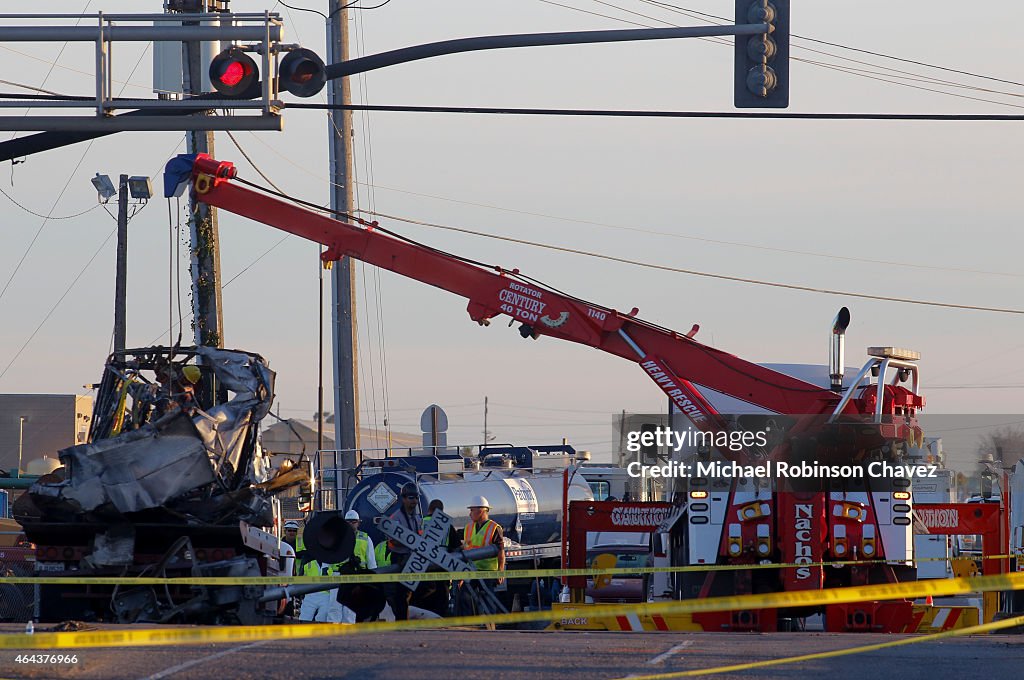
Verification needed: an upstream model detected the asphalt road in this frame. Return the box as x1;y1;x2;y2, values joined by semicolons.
2;626;1024;680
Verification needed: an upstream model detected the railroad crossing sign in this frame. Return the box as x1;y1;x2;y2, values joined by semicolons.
378;510;473;591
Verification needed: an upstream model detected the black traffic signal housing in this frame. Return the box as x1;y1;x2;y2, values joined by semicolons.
734;0;789;108
209;47;260;98
278;48;327;98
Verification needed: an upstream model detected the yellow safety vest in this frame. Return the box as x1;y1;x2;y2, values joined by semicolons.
353;531;370;569
302;559;328;577
463;519;500;572
375;541;391;567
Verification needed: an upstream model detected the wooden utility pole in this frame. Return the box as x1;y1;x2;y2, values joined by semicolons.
179;0;225;348
327;1;360;465
113;174;129;352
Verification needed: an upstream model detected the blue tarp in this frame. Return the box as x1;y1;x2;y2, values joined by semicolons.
163;153;197;198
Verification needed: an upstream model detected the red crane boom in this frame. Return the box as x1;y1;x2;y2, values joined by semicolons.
180;154;841;432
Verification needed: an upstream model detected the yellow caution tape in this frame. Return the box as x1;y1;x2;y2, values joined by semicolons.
618;613;1024;679
2;553;1006;586
4;569;1024;650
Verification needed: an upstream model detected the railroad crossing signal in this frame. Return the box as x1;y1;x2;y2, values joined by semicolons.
734;0;789;108
209;47;260;98
278;48;327;98
209;46;327;99
378;510;474;591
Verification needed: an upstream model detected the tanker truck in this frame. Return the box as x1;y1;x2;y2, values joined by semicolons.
342;445;594;608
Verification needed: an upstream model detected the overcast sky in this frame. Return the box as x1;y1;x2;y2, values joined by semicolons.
1;1;1021;465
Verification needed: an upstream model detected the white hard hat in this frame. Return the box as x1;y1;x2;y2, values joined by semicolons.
344;509;360;521
283;520;299;530
468;495;490;509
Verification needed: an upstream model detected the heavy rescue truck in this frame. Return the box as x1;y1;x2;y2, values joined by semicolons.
169;154;934;632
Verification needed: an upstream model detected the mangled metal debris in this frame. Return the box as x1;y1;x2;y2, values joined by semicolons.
19;346;297;527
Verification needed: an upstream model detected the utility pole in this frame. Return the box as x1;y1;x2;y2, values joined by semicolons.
114;174;129;352
483;396;494;443
327;2;360;469
177;0;224;348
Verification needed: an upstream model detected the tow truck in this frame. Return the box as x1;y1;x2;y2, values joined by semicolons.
168;154;946;632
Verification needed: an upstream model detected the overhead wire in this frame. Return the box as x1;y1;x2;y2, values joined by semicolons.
621;0;1024;101
352;205;1024;315
636;0;1024;89
242;128;1019;280
536;0;1024;108
0;229;115;383
353;2;394;448
0;187;101;220
218;170;1024;318
350;9;385;450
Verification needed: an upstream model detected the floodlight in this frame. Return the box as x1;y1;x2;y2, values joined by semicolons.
128;176;153;200
91;173;116;202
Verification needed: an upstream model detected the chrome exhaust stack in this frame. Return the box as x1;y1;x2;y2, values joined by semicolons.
829;307;851;392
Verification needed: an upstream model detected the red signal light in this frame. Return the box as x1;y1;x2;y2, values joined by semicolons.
219;61;248;87
209;48;259;97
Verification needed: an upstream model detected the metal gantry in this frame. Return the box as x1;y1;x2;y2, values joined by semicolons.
0;12;287;131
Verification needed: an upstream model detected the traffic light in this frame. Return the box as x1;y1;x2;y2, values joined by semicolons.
734;0;789;108
278;48;327;98
209;47;260;98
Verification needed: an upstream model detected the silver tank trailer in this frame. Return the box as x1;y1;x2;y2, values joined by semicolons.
347;467;593;548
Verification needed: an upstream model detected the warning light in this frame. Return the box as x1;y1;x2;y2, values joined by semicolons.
690;490;708;499
278;48;327;98
893;491;911;500
209;48;259;98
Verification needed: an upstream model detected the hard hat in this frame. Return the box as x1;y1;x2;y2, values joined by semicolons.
344;510;360;521
181;365;201;384
283;520;299;530
468;495;490;509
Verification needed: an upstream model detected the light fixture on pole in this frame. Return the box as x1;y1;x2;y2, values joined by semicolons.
91;172;152;352
127;176;153;200
91;173;116;202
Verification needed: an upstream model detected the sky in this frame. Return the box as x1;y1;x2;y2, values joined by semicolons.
0;1;1021;467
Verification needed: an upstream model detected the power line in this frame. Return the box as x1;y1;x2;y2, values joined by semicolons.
0;229;115;383
636;0;1024;89
241;131;1017;280
287;102;1024;121
927;385;1024;390
352;206;1024;315
224;171;1024;316
538;0;1024;108
0;186;102;220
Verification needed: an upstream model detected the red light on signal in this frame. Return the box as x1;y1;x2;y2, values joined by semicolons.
219;61;248;87
209;48;259;97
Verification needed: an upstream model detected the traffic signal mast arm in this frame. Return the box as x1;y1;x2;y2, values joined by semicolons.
184;154;839;436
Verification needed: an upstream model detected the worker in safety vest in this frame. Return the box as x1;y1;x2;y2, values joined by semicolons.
345;509;377;570
464;495;505;584
330;509;385;623
298;554;335;622
374;541;392;567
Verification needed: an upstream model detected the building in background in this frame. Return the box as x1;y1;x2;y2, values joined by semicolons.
0;395;92;475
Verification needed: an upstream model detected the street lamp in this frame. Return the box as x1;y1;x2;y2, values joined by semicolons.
17;416;26;478
91;172;152;352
